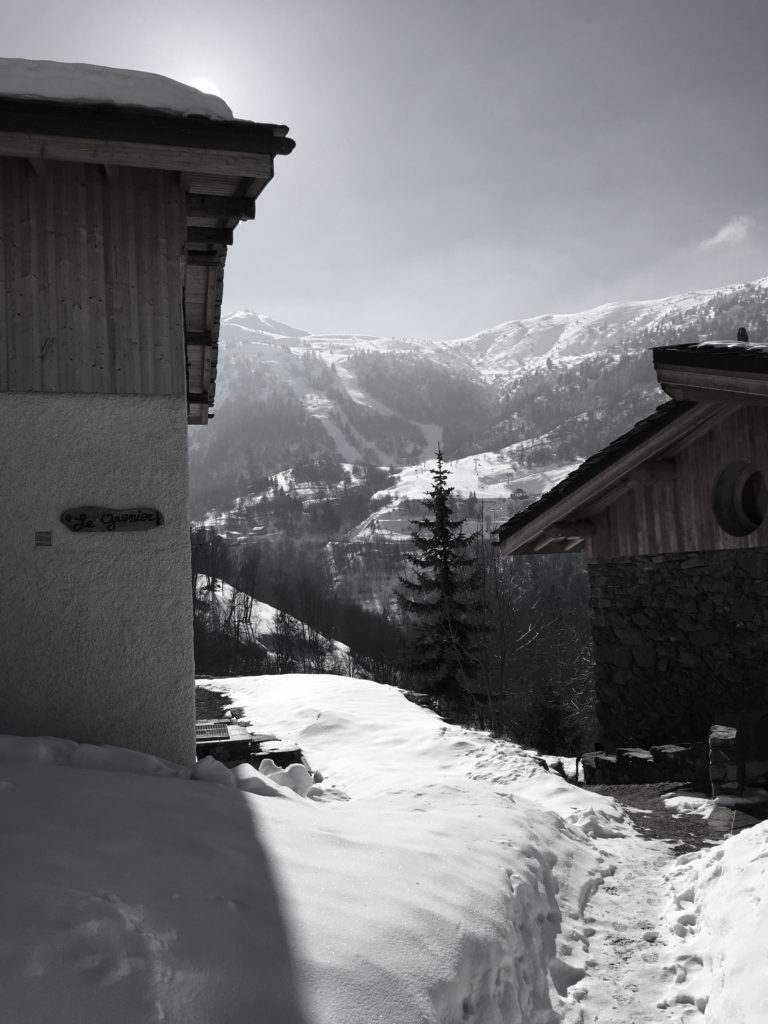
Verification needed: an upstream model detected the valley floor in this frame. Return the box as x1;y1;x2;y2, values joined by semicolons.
1;675;766;1023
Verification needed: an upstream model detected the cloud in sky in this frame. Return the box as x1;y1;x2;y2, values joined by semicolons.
698;215;755;251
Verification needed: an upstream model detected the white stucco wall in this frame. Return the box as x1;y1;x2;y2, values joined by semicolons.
0;392;195;765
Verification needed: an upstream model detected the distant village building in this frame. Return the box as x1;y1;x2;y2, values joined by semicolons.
0;62;294;764
497;338;768;751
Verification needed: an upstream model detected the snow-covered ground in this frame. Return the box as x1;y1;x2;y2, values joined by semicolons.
353;451;580;542
377;450;579;505
2;674;767;1023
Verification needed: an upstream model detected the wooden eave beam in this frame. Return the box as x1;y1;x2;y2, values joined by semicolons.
186;250;226;268
184;263;220;334
0;131;276;179
562;536;585;552
527;520;593;556
185;331;214;348
498;403;728;556
243;178;272;203
532;535;561;553
186;194;256;220
656;366;768;405
187;401;209;426
185;333;215;375
187;226;234;247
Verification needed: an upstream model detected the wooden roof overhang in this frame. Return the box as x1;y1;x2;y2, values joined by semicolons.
496;400;733;556
653;342;768;406
0;97;295;424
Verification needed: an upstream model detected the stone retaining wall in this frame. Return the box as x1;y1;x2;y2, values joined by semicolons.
588;550;768;749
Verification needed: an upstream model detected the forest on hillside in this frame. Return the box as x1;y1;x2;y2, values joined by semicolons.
192;513;596;755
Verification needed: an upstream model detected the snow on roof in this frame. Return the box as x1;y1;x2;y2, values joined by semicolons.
0;57;233;119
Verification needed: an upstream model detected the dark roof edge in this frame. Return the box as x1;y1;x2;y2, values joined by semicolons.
496;400;696;544
0;96;295;155
653;342;768;374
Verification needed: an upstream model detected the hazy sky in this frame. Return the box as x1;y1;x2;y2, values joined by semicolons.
4;0;768;337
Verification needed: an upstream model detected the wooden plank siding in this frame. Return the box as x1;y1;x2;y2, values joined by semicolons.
0;157;186;397
587;405;768;556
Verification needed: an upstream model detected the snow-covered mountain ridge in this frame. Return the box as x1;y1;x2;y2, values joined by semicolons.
222;275;768;386
441;282;765;380
190;276;768;523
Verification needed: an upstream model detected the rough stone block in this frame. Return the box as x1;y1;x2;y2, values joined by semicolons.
616;747;661;783
681;557;706;570
580;752;599;785
614;627;642;646
593;753;618;781
631;646;655;668
710;748;732;764
735;708;768;761
581;751;618;785
710;723;738;796
599;644;631;669
709;724;737;749
745;759;768;786
650;744;695;782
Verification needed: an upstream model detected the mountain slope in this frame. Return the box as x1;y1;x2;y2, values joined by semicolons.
189;276;768;520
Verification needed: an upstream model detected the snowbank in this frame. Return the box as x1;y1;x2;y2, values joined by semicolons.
0;58;233;118
3;674;768;1022
0;675;617;1024
201;676;619;1022
662;821;768;1021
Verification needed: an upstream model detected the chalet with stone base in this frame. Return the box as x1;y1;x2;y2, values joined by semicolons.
0;61;294;765
497;337;768;788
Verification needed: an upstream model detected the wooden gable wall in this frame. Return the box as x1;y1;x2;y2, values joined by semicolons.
0;157;186;397
589;405;768;556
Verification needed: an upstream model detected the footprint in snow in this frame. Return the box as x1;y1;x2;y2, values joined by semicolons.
25;891;175;1010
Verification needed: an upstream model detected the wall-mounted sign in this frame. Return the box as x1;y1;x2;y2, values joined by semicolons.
61;507;164;533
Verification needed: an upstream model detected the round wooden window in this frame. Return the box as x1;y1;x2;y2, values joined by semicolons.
712;461;768;537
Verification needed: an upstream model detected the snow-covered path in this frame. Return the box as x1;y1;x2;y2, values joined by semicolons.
556;831;676;1023
2;675;768;1022
215;676;719;1023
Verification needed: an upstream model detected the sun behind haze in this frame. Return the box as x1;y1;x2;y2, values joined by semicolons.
2;0;767;338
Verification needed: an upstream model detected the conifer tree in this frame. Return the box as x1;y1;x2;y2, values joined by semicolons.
397;448;484;697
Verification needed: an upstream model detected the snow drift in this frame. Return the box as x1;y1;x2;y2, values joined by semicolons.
1;674;767;1022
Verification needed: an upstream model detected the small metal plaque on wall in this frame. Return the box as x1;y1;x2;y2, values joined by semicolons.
61;507;164;533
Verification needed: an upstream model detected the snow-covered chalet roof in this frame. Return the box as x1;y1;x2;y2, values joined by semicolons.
0;57;233;119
